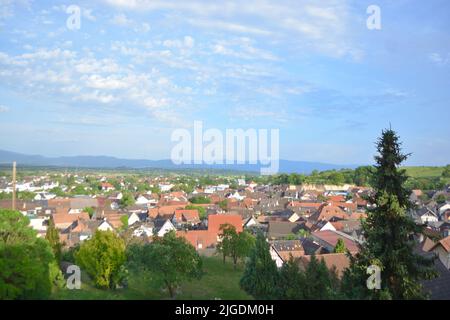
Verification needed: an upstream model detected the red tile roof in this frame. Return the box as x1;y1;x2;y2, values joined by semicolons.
174;209;200;222
299;253;350;278
208;214;243;234
312;230;359;253
176;230;217;249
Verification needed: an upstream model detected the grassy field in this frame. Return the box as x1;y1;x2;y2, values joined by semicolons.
52;256;252;300
403;166;445;178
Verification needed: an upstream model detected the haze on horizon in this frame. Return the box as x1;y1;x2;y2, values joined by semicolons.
0;1;449;166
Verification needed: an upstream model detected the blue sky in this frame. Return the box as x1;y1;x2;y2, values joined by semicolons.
0;0;449;165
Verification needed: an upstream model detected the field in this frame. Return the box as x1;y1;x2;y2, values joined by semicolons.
52;256;252;300
403;166;445;178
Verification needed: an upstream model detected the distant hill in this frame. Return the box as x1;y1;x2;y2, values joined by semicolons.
403;166;445;178
0;149;359;174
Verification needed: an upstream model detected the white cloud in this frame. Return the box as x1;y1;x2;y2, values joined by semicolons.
112;13;133;26
187;19;273;36
429;52;449;66
83;74;129;90
0;105;10;112
77;90;117;104
83;9;96;21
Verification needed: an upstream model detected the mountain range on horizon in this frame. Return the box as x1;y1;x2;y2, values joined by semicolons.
0;149;361;174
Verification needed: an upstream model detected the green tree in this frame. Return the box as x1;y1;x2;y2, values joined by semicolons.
218;199;228;211
240;232;280;299
45;219;62;263
17;191;36;201
75;230;126;289
189;196;211;204
119;192;135;209
71;185;86;195
442;165;450;178
0;209;58;299
435;194;447;205
127;231;202;298
217;224;256;269
303;255;340;299
50;187;66;197
83;206;95;219
334;238;346;253
120;215;129;230
278;257;306;299
216;224;235;264
329;172;345;185
342;129;437;300
185;204;207;220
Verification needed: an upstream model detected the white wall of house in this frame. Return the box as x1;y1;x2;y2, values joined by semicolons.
128;213;140;226
439;204;450;215
244;217;257;228
269;246;283;268
157;220;176;237
135;196;149;205
319;221;337;232
420;213;438;224
133;225;153;237
29;218;48;232
98;221;114;231
435;246;450;269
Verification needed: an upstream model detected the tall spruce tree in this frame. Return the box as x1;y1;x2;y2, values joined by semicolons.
46;219;62;263
342;128;436;299
240;232;280;299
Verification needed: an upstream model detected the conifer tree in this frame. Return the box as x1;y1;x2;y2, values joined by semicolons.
342;128;436;299
334;238;346;253
240;232;280;299
46;219;62;263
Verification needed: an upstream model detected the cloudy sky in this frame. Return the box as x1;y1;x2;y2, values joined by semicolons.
0;0;449;165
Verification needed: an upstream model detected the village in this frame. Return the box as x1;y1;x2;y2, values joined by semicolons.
1;166;449;299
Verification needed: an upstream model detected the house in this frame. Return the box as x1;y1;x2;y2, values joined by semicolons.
177;214;244;250
270;240;304;267
135;194;151;205
207;214;243;234
410;189;423;204
309;204;349;222
128;212;148;226
439;204;450;216
52;212;90;230
158;184;174;192
298;253;350;278
131;223;154;238
420;237;450;299
100;182;115;192
288;212;301;223
154;219;176;237
311;230;361;254
176;230;217;250
29;217;49;236
429;236;450;269
267;221;305;239
34;192;56;201
172;209;200;226
243;216;258;228
310;220;336;232
98;219;115;231
415;207;439;224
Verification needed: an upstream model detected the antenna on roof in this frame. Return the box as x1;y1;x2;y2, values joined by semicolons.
12;161;16;211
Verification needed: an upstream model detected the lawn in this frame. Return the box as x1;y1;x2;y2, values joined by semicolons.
52;256;252;300
403;166;444;178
